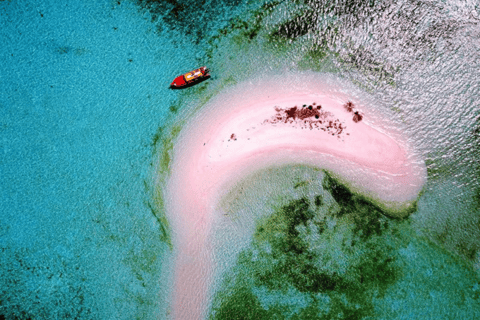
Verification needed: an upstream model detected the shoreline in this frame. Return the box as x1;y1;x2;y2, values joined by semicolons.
164;74;426;319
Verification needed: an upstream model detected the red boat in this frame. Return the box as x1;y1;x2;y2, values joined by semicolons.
170;66;210;89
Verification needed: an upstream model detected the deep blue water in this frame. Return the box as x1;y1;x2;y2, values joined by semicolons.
1;0;480;319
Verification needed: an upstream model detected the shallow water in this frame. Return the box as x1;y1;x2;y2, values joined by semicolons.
1;0;479;319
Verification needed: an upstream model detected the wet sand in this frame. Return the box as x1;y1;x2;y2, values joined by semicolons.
165;74;426;319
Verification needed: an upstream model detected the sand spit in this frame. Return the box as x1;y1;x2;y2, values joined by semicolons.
164;73;426;319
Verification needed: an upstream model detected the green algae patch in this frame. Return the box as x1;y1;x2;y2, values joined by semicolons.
210;286;270;320
209;189;402;319
146;199;171;249
157;125;182;175
149;123;185;249
149;123;185;248
210;167;480;319
322;171;419;219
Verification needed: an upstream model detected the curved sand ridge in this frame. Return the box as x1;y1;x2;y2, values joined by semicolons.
165;74;426;319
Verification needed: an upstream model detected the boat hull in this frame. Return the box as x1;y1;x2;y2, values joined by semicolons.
170;66;210;89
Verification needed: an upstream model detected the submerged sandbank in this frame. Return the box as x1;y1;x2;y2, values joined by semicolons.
164;73;426;319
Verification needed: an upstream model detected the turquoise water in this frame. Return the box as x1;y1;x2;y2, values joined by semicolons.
1;0;479;319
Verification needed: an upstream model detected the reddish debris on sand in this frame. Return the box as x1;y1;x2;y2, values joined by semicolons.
353;112;363;123
298;106;318;119
230;133;237;141
283;105;323;121
265;103;346;137
343;101;363;123
344;101;355;112
285;107;298;120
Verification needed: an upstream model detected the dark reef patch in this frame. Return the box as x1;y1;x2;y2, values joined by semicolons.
322;172;390;239
293;180;309;189
203;1;281;60
209;286;268;320
270;10;318;39
314;194;323;207
0;247;95;320
136;0;245;41
210;173;402;319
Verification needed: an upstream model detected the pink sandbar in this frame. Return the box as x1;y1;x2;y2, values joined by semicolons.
165;74;426;319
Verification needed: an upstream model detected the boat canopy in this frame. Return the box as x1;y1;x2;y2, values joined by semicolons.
184;68;203;81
